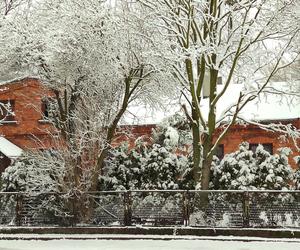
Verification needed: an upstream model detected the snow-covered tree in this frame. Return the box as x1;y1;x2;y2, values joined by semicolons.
0;0;30;121
0;0;31;16
0;0;173;194
1;0;299;197
268;1;300;90
138;0;300;193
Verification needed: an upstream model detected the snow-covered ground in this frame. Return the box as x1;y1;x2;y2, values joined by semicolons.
0;239;299;250
1;236;300;250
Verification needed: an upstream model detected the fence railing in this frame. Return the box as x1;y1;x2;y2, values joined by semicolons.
1;190;300;228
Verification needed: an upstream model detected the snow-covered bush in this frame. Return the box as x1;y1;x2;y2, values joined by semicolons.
256;147;293;190
100;128;192;224
209;143;295;214
144;113;193;190
1;151;63;193
102;113;193;191
102;140;192;191
101;142;146;191
0;151;67;225
210;142;257;190
140;144;190;190
152;112;192;149
210;143;294;191
294;156;300;190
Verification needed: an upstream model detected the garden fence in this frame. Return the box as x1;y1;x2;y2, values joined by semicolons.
0;190;300;228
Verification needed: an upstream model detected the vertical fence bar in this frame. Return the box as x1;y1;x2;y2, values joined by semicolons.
183;191;190;226
71;194;77;227
242;191;250;227
15;193;23;226
123;191;132;226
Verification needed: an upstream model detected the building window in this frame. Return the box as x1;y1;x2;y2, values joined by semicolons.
41;97;55;121
215;144;224;159
249;143;273;154
0;100;15;123
41;100;50;119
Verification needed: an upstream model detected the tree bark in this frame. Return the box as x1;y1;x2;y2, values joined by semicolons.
191;107;201;187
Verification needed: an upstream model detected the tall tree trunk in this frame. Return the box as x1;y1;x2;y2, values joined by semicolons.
90;76;132;192
191;108;202;187
199;134;214;207
199;63;218;205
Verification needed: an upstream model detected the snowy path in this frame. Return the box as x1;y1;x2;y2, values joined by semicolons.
1;238;300;250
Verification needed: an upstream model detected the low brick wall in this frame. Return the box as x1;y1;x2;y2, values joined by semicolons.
0;226;300;239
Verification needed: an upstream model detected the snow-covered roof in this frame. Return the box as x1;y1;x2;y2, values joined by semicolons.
0;137;23;158
0;76;39;87
125;81;300;124
202;81;300;122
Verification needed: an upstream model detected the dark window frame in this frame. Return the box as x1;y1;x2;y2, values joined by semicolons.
215;144;224;159
0;99;16;122
41;99;50;119
249;143;273;155
40;97;55;121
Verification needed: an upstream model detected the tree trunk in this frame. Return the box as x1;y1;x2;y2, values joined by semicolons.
191;109;202;187
199;135;214;207
90;76;134;192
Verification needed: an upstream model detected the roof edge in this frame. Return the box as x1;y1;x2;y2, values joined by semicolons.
0;76;40;87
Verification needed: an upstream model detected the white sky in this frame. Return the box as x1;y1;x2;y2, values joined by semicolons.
124;82;300;125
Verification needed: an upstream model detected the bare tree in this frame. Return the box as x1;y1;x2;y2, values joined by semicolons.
138;0;300;194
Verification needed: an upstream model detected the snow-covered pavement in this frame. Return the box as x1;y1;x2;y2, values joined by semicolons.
1;237;300;250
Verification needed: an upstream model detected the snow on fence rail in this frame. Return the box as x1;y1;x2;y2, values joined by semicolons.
0;190;300;228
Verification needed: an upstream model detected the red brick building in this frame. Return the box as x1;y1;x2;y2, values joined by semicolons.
0;77;299;171
0;77;55;171
214;120;300;168
115;121;300;169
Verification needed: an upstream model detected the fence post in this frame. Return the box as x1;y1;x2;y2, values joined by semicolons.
123;191;132;226
242;191;250;227
183;191;190;226
15;193;23;226
71;193;77;227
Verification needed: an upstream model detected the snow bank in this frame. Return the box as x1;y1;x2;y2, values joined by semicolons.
0;237;300;250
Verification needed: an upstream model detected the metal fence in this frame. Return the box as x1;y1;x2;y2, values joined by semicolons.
0;190;300;228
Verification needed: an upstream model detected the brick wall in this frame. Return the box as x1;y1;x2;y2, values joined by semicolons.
215;120;300;168
115;121;300;169
112;124;156;148
0;78;55;150
0;77;299;171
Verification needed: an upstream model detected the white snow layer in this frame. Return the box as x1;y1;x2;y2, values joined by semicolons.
0;237;299;250
0;137;23;158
